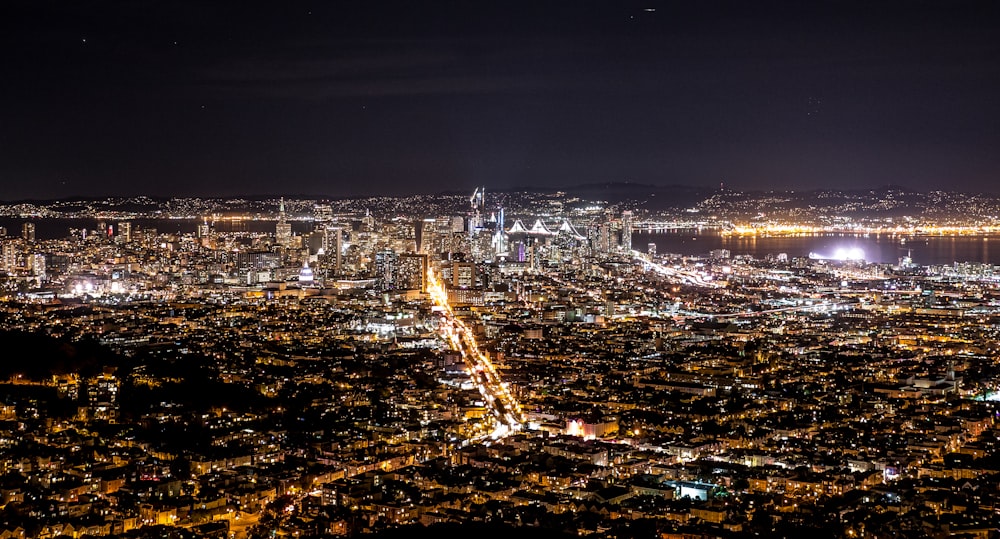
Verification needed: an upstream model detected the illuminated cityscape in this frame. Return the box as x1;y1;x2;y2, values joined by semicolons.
3;1;1000;538
2;187;1000;539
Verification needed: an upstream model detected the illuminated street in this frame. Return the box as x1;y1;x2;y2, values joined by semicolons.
3;0;1000;536
426;267;523;437
634;251;720;288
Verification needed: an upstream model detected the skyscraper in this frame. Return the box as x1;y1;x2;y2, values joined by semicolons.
621;211;633;253
375;248;398;291
275;198;293;248
453;261;476;288
397;253;428;292
590;221;613;254
492;207;507;257
1;242;18;274
314;203;333;222
327;226;343;274
22;222;35;243
362;209;375;233
469;187;485;232
30;253;45;279
117;221;132;243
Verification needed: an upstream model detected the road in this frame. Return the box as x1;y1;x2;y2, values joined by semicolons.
634;252;720;288
426;267;523;438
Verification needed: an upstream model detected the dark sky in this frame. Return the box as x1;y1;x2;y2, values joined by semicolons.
1;1;998;200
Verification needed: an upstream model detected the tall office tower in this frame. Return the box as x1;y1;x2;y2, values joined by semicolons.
197;219;211;238
314;203;333;222
305;229;326;255
590;221;613;254
417;219;437;253
648;242;657;257
30;254;45;279
469;187;486;232
621;210;633;253
515;241;526;262
492;207;507;257
2;241;21;274
117;221;132;243
413;219;424;253
275;198;293;247
327;226;343;274
470;233;493;263
22;222;35;243
427;217;450;254
236;251;282;273
375;248;398;291
453;261;476;288
396;253;428;292
362;209;375;232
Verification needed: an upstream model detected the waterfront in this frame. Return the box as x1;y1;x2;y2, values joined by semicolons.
5;194;1000;538
641;229;1000;265
0;217;313;240
4;217;1000;266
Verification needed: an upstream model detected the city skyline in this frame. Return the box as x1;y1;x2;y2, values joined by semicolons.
6;3;1000;538
2;1;999;199
3;186;1000;537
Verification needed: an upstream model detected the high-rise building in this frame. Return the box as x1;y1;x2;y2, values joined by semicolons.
30;253;45;279
236;251;281;273
621;210;633;253
1;241;18;274
117;221;132;243
362;209;375;233
491;207;507;257
590;222;613;254
314;203;333;222
417;219;437;253
22;222;35;243
469;187;486;232
328;227;343;274
275;198;293;247
396;253;428;292
453;261;476;288
305;229;326;256
374;249;398;291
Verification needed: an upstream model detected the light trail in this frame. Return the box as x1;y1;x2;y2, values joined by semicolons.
630;252;855;321
697;300;851;320
633;252;721;288
427;267;523;437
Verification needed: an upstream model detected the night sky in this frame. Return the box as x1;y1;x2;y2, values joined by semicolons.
1;1;998;200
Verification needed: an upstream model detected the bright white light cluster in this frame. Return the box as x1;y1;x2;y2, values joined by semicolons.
832;247;865;261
